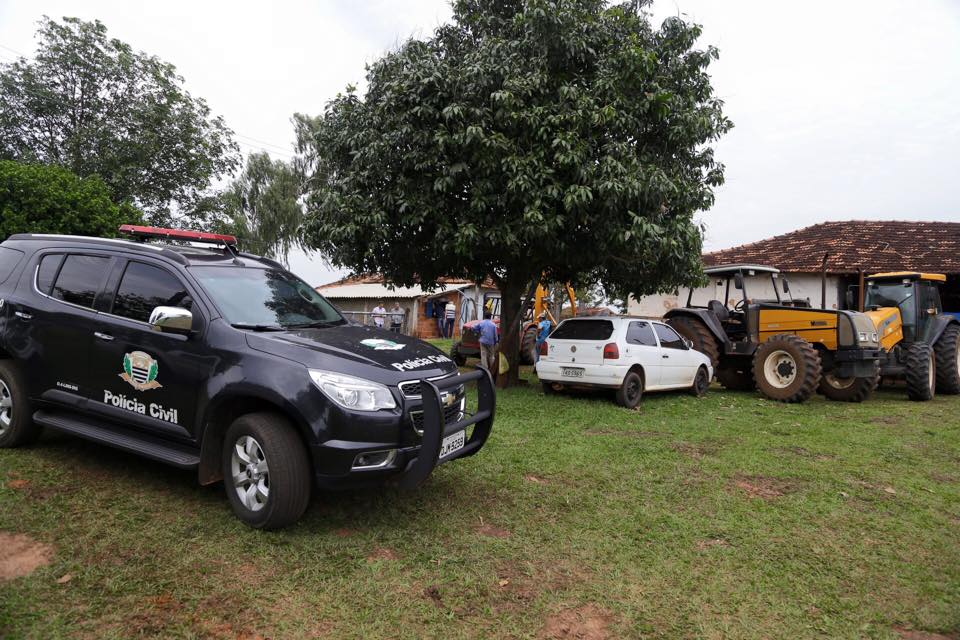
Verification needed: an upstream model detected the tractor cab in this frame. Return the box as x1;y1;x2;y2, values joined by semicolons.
863;272;946;346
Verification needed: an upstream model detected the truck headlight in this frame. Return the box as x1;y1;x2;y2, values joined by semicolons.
309;370;397;411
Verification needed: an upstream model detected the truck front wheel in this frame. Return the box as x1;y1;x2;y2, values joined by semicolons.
818;369;879;403
222;412;311;529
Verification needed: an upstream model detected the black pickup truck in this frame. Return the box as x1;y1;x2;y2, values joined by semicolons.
0;225;494;528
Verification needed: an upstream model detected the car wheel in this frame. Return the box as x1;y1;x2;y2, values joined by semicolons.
690;366;710;397
0;360;40;448
541;381;561;395
222;412;311;529
616;371;644;409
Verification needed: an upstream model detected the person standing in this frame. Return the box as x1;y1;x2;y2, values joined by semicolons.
371;301;387;329
535;312;552;362
389;302;404;333
477;311;499;373
444;299;456;338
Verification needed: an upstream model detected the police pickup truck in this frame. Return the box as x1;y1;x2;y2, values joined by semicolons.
0;226;494;529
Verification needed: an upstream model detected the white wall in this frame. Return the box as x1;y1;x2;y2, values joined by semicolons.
628;273;842;318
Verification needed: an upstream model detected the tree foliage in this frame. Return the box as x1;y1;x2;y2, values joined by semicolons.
0;160;141;239
0;16;239;226
221;152;305;264
296;0;731;383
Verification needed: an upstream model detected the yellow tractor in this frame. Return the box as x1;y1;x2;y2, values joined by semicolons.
859;272;960;400
666;264;882;403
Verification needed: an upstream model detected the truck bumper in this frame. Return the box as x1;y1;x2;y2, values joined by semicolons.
833;348;882;378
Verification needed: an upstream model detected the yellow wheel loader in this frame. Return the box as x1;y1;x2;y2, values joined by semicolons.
666;264;882;403
859;272;960;400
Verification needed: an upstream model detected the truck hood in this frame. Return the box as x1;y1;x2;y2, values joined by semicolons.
244;324;457;382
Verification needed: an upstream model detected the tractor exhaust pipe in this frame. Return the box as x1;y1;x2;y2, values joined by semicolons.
821;252;830;309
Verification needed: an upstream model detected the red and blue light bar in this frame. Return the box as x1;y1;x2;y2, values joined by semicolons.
119;224;237;246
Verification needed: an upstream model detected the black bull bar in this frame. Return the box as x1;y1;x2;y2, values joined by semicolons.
396;368;496;489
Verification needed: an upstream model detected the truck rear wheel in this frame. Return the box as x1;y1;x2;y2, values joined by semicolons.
0;360;40;448
818;369;879;403
934;324;960;394
905;342;936;401
520;326;538;366
752;335;821;403
667;316;720;369
223;412;311;529
716;364;754;391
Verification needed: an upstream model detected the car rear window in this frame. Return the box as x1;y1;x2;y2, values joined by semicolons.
0;247;24;285
549;319;613;341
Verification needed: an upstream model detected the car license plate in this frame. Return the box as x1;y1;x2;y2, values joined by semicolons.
439;430;466;459
561;367;584;378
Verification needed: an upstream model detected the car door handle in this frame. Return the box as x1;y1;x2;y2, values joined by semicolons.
14;311;32;320
94;332;115;341
662;354;669;359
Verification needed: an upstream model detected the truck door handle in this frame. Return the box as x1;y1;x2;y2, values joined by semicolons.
94;332;115;341
14;311;32;320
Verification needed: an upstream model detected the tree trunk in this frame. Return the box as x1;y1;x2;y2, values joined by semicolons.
496;277;534;388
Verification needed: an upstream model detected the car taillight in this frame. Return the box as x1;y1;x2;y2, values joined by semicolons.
539;341;549;356
603;343;619;359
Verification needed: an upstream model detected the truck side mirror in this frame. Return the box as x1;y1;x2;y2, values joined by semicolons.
149;306;193;334
734;273;743;290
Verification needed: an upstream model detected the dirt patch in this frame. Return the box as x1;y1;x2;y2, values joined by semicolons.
0;532;54;581
696;538;729;550
538;604;615;640
730;474;798;500
872;415;903;426
6;479;30;490
775;446;835;461
476;523;512;538
332;527;356;538
892;626;959;640
423;585;443;606
929;473;957;484
366;547;399;561
525;475;548;484
672;441;723;460
585;429;664;438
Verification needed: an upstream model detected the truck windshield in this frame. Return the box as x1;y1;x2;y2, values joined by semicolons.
191;267;345;329
866;281;917;337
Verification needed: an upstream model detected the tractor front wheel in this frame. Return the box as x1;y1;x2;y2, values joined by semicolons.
818;369;879;403
752;335;821;403
934;324;960;395
905;342;936;401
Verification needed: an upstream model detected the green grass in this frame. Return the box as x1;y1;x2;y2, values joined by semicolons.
1;352;959;639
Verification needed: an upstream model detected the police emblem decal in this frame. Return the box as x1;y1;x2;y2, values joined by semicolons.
119;351;163;391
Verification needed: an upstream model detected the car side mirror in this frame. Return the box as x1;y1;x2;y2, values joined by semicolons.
683;337;693;349
149;306;193;334
734;273;744;290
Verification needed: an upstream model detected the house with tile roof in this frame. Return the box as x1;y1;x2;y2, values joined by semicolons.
629;220;960;317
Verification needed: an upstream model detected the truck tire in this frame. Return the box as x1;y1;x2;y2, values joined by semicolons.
905;342;936;401
818;368;879;403
667;316;720;369
716;364;754;391
520;326;538;366
616;370;644;409
752;335;821;403
934;323;960;394
222;412;311;530
0;360;40;448
450;341;467;367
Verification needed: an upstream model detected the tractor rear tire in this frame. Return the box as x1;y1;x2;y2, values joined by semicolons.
716;364;755;391
450;341;467;367
818;368;879;403
905;342;936;401
934;324;960;395
667;316;720;369
520;326;538;366
752;335;821;403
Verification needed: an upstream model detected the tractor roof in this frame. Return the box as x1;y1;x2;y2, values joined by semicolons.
704;264;780;276
867;271;947;282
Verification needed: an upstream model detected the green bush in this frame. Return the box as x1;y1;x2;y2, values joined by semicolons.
0;160;141;240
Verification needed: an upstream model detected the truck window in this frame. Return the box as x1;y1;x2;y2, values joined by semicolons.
36;254;64;295
112;261;193;323
51;255;110;309
626;321;657;346
549;319;613;341
654;324;685;350
0;247;24;285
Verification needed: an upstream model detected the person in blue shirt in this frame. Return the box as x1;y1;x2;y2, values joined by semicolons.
535;312;552;362
476;311;499;373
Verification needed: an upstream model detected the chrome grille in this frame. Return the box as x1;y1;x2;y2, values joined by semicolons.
398;374;460;399
409;402;465;435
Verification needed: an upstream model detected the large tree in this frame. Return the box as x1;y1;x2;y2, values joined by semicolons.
296;0;731;384
0;16;239;227
0;160;141;239
220;152;305;264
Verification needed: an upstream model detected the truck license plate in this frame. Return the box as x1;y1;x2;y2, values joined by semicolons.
561;367;584;378
439;430;466;459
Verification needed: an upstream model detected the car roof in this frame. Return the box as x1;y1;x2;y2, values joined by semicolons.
557;316;663;324
4;233;281;269
704;263;779;275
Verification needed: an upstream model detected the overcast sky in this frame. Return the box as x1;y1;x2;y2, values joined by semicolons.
1;0;957;285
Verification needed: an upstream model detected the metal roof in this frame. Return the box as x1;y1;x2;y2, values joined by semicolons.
317;282;471;300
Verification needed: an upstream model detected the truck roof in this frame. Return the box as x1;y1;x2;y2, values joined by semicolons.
866;271;947;283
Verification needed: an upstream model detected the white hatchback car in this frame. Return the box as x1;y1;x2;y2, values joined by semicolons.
536;317;713;408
